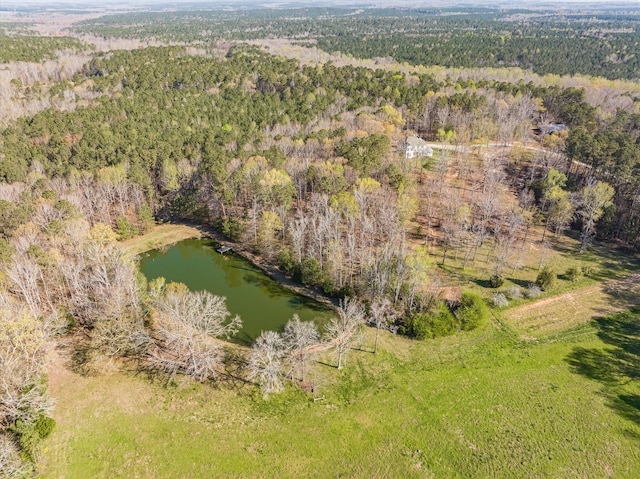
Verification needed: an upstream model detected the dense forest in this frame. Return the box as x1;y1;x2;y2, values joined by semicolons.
1;5;640;476
72;7;640;80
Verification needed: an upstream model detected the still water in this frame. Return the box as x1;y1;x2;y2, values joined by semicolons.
138;238;333;344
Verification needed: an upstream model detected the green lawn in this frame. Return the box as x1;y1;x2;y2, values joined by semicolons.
41;309;640;478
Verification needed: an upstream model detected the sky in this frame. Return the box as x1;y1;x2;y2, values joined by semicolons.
1;0;634;7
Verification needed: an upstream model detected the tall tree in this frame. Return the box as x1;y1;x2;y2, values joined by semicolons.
247;330;286;399
578;180;614;252
324;298;364;370
282;314;320;383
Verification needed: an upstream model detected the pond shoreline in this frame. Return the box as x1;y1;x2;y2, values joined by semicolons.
125;222;338;312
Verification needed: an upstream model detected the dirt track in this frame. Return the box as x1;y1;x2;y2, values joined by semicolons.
504;273;640;337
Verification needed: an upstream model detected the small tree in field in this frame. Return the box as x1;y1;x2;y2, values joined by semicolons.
369;298;392;354
282;314;320;383
247;331;286;399
324;298;364;369
535;266;557;291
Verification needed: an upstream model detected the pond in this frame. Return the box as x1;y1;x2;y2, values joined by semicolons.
138;238;334;344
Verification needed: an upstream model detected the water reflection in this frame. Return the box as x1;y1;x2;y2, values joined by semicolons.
139;238;333;343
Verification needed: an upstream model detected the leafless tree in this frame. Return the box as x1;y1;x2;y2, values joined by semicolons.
369;298;392;354
247;331;286;398
150;288;241;382
0;299;53;432
324;298;364;369
282;314;320;383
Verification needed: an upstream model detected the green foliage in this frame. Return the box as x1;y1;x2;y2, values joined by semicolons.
277;249;296;275
536;266;558;291
294;257;323;286
137;203;155;234
336;134;390;175
41;189;57;201
455;291;489;331
10;414;56;462
116;216;139;240
0;237;15;263
489;274;504;288
0;35;84;63
219;217;244;241
401;301;459;340
566;266;584;282
0;200;30;236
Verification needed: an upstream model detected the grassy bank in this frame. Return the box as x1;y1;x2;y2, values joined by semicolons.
41;310;640;478
122;224;203;256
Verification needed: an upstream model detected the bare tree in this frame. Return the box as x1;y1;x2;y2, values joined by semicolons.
369;298;392;354
247;331;286;399
0;432;30;478
324;298;364;369
0;299;53;433
282;314;320;383
150;288;241;382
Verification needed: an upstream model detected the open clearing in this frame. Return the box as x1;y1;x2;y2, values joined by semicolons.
41;315;640;479
504;273;640;338
122;224;202;256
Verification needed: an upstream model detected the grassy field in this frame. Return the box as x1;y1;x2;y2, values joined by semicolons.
41;307;640;478
424;227;640;304
504;273;640;338
122;224;202;256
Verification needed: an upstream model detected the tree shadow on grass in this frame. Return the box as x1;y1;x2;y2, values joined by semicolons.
566;307;640;427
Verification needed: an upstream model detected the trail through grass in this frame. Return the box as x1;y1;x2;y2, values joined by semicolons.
504;273;640;338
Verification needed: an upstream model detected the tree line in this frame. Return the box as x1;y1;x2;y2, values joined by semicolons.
1;39;640;473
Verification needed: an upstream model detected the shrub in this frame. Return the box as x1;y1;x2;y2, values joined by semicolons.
525;284;542;298
294;257;323;286
566;266;584;282
505;285;523;300
10;414;56;462
582;264;597;277
489;274;504;288
492;293;509;308
401;302;457;340
535;266;557;291
277;249;296;275
455;291;489;331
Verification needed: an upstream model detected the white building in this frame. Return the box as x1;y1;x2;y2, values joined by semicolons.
405;135;433;159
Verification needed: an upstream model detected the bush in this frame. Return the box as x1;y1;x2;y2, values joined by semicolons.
505;285;523;300
277;249;296;275
455;291;489;330
566;266;584;282
535;266;557;291
525;284;542;298
401;302;457;340
10;414;56;462
294;257;323;286
489;274;504;288
492;293;509;308
582;264;597;277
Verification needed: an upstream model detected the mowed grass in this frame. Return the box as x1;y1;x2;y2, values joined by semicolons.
504;274;640;338
122;224;202;256
41;316;640;478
